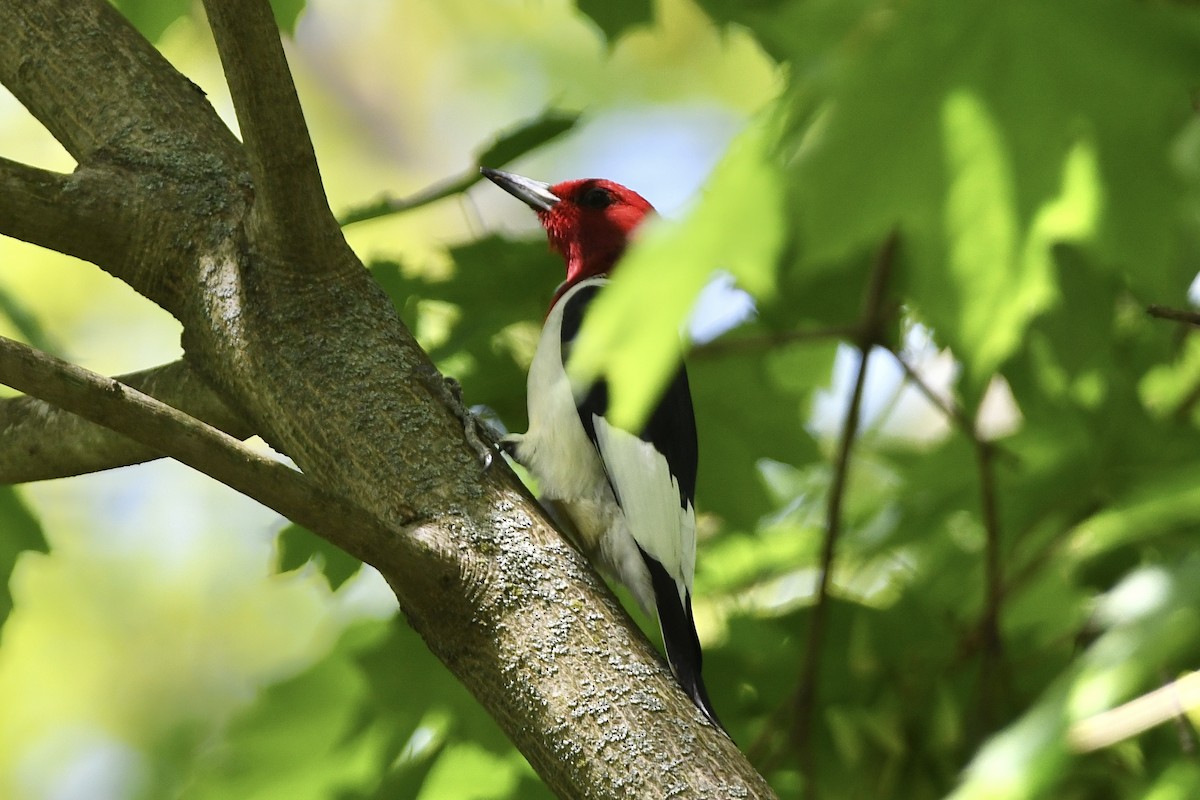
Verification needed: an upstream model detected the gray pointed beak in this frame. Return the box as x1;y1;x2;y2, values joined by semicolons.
480;167;560;212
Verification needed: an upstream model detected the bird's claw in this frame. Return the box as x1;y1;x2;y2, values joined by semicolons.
443;376;498;471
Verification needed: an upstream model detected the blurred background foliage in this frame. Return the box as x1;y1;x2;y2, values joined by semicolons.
1;0;1200;798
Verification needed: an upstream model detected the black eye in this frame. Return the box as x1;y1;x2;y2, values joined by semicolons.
578;185;613;209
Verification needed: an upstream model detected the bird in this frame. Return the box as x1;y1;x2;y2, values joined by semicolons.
481;166;722;729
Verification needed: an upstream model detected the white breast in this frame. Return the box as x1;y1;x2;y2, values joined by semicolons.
517;278;612;506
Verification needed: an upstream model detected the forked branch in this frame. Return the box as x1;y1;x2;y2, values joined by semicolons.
0;335;390;564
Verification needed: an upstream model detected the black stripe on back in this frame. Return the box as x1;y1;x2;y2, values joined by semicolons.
559;283;698;508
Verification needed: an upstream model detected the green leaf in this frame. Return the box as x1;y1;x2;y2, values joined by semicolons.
183;621;386;800
784;0;1200;382
692;339;833;527
269;0;307;35
575;0;654;43
952;556;1200;800
277;524;362;590
934;91;1073;380
569;117;786;429
112;0;190;43
0;487;47;626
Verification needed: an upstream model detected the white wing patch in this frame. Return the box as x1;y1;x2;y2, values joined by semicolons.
592;416;696;605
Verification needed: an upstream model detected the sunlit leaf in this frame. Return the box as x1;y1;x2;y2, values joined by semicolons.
569;117;786;429
183;621;387;800
277;524;362;590
785;0;1199;382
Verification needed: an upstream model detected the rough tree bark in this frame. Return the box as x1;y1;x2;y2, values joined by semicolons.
0;1;776;797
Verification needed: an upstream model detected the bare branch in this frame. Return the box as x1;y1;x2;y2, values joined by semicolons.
692;324;859;359
1069;671;1200;753
0;157;136;268
0;335;391;563
0;0;239;163
892;353;972;435
0;359;253;483
794;233;897;787
1148;304;1200;326
339;171;478;228
202;0;343;268
889;352;1008;724
974;437;1006;727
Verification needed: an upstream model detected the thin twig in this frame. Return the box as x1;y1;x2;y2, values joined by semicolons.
975;437;1006;729
0;335;391;565
692;324;859;359
792;337;871;774
339;171;478;227
891;353;973;436
338;109;577;227
1069;670;1200;753
890;350;1008;726
793;233;898;792
1148;304;1200;326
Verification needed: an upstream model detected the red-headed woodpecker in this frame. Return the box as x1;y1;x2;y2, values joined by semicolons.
481;167;721;729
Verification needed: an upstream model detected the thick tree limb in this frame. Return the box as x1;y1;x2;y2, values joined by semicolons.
202;0;344;271
0;334;395;564
0;359;252;483
0;0;239;164
0;1;778;796
0;157;136;268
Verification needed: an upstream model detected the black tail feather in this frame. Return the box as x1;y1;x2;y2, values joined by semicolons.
641;549;726;733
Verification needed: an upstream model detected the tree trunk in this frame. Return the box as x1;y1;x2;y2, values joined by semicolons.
0;1;775;797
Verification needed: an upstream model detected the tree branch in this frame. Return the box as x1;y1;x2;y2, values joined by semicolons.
1069;670;1200;753
202;0;344;269
692;324;859;359
0;359;253;483
793;233;897;789
0;0;239;163
0;157;136;268
974;436;1006;729
1148;304;1200;326
0;3;779;794
889;353;1009;727
0;335;391;564
339;171;479;227
0;0;247;318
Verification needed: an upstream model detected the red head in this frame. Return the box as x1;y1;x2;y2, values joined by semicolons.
482;168;655;291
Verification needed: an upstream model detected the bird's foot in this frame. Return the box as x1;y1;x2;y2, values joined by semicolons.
443;376;505;471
